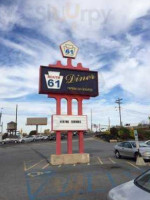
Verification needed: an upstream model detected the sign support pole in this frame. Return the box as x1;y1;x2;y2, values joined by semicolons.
78;98;84;153
56;96;61;155
67;97;73;154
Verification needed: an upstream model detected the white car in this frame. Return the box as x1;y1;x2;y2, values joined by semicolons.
1;138;12;144
34;135;43;141
20;136;34;143
107;169;150;200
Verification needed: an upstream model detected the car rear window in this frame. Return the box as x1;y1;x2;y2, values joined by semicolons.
134;170;150;193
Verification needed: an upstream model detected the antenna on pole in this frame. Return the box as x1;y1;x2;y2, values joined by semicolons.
115;98;123;127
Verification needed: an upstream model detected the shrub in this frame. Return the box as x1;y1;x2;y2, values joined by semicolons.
137;129;150;140
103;130;110;135
118;127;130;140
2;133;8;140
110;127;118;137
29;130;37;136
129;129;134;139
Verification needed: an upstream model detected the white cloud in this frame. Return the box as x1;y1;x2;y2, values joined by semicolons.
0;5;19;31
0;38;36;56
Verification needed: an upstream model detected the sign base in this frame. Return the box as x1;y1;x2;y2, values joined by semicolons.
136;156;146;166
51;153;90;165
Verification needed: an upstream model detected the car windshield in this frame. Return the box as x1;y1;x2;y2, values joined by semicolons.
130;142;148;148
135;170;150;192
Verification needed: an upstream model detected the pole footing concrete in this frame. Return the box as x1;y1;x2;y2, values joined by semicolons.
136;156;146;166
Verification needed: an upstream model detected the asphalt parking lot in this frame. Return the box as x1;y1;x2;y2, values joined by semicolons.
0;137;149;200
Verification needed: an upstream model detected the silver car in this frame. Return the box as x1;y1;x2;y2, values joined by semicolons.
114;141;150;160
20;136;34;143
107;169;150;200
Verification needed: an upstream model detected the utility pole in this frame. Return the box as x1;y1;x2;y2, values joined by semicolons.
99;124;100;132
148;116;150;128
0;108;3;141
0;108;3;133
91;109;93;132
115;98;123;127
15;104;18;135
108;117;110;131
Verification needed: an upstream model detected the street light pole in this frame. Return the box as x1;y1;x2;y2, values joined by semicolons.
115;98;123;127
91;109;93;132
0;108;3;133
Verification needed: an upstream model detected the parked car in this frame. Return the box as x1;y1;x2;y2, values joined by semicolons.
34;135;44;141
73;131;78;136
48;134;56;141
9;138;20;143
107;169;150;200
61;134;66;140
114;141;150;160
1;138;12;144
42;136;49;140
20;136;34;143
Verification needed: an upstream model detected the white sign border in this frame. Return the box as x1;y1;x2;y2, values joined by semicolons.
52;115;88;131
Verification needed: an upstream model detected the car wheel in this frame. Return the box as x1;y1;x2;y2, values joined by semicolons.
115;150;121;159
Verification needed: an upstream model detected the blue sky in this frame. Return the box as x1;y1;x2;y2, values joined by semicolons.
1;0;150;133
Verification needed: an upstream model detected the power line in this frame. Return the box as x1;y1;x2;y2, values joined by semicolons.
122;108;149;116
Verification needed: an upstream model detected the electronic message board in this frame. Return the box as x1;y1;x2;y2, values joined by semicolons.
39;66;98;97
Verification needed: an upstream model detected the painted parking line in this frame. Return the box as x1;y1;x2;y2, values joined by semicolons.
106;172;116;187
24;159;45;171
42;163;50;169
27;170;52;178
97;156;103;165
127;161;141;170
109;157;116;164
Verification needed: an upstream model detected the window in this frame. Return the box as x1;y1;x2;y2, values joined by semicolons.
134;170;150;193
147;141;150;145
118;142;124;147
130;142;136;148
124;142;132;149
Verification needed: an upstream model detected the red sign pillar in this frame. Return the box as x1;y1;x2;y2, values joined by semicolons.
78;98;84;153
56;96;61;155
67;97;73;154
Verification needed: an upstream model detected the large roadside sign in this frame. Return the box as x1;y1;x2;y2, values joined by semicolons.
26;118;47;125
52;115;88;131
39;66;99;97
